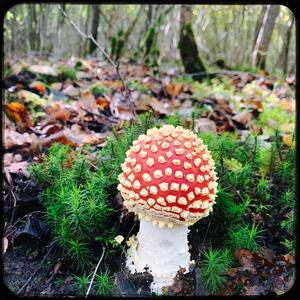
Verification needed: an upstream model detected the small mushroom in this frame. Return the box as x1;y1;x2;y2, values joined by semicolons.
117;125;218;293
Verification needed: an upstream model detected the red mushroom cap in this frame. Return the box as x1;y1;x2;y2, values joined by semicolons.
117;125;218;227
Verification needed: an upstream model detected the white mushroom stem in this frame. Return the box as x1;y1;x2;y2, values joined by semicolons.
126;219;191;293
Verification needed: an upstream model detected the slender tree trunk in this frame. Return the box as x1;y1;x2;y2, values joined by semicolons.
252;5;280;70
252;5;267;51
147;4;153;31
89;5;100;54
24;5;31;56
54;4;65;58
178;5;206;77
277;16;294;75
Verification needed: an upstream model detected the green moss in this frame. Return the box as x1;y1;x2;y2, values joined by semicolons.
59;65;77;80
199;248;233;295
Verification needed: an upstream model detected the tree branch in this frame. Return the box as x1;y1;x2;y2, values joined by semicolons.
56;5;129;96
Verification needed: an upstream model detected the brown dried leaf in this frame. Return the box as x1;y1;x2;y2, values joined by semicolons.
4;102;32;131
195;118;217;133
62;84;80;97
282;134;293;147
246;97;264;112
232;111;253;128
96;96;110;110
164;82;183;97
142;77;162;95
234;248;256;273
280;99;295;112
41;102;72;127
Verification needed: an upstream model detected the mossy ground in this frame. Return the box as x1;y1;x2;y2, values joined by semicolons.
3;71;295;296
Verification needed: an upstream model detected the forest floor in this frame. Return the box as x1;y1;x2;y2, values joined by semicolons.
2;57;296;296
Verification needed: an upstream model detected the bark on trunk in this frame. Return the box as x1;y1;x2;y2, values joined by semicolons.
252;5;280;70
89;5;100;54
277;16;294;75
252;5;267;50
178;5;206;77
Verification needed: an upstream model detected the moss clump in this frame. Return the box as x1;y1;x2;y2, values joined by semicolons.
30;113;159;271
59;65;77;80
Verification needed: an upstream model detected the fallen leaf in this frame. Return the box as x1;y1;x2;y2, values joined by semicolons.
280;99;295;112
4;129;38;150
40;130;79;148
232;111;253;128
4;161;30;177
234;248;256;273
29;81;47;94
195;118;217;133
4;102;32;131
142;77;162;95
282;134;293;147
164;82;183;97
4;153;14;166
96;95;110;110
29;64;58;77
14;213;49;245
41;102;73;127
245;97;264;112
62;84;80;97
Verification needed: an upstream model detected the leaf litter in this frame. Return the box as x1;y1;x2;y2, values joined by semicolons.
3;57;296;296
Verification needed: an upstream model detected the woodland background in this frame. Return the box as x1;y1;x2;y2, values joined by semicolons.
4;4;295;76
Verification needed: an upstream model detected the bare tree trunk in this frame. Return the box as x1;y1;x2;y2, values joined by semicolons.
178;5;206;77
252;5;267;50
252;5;280;70
54;4;66;58
24;5;31;57
146;4;153;31
89;5;100;54
277;15;294;75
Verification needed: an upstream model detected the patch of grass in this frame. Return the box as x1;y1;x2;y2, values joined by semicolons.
30;113;158;271
227;223;263;252
73;273;89;296
59;65;77;80
30;144;114;271
199;248;233;295
95;271;114;296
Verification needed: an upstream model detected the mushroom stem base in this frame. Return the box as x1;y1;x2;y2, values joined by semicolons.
126;219;191;293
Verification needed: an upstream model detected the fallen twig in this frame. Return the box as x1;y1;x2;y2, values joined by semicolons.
85;246;106;297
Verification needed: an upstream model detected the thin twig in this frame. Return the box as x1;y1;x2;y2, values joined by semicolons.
56;5;127;94
85;246;106;297
17;241;56;295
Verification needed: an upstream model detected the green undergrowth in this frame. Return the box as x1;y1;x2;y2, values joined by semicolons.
165;112;296;295
196;129;295;294
29;113;159;282
30;111;295;295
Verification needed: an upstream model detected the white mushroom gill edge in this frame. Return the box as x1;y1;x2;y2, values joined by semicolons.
126;219;191;294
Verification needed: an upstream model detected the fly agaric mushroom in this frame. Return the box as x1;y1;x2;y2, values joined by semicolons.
117;125;218;292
